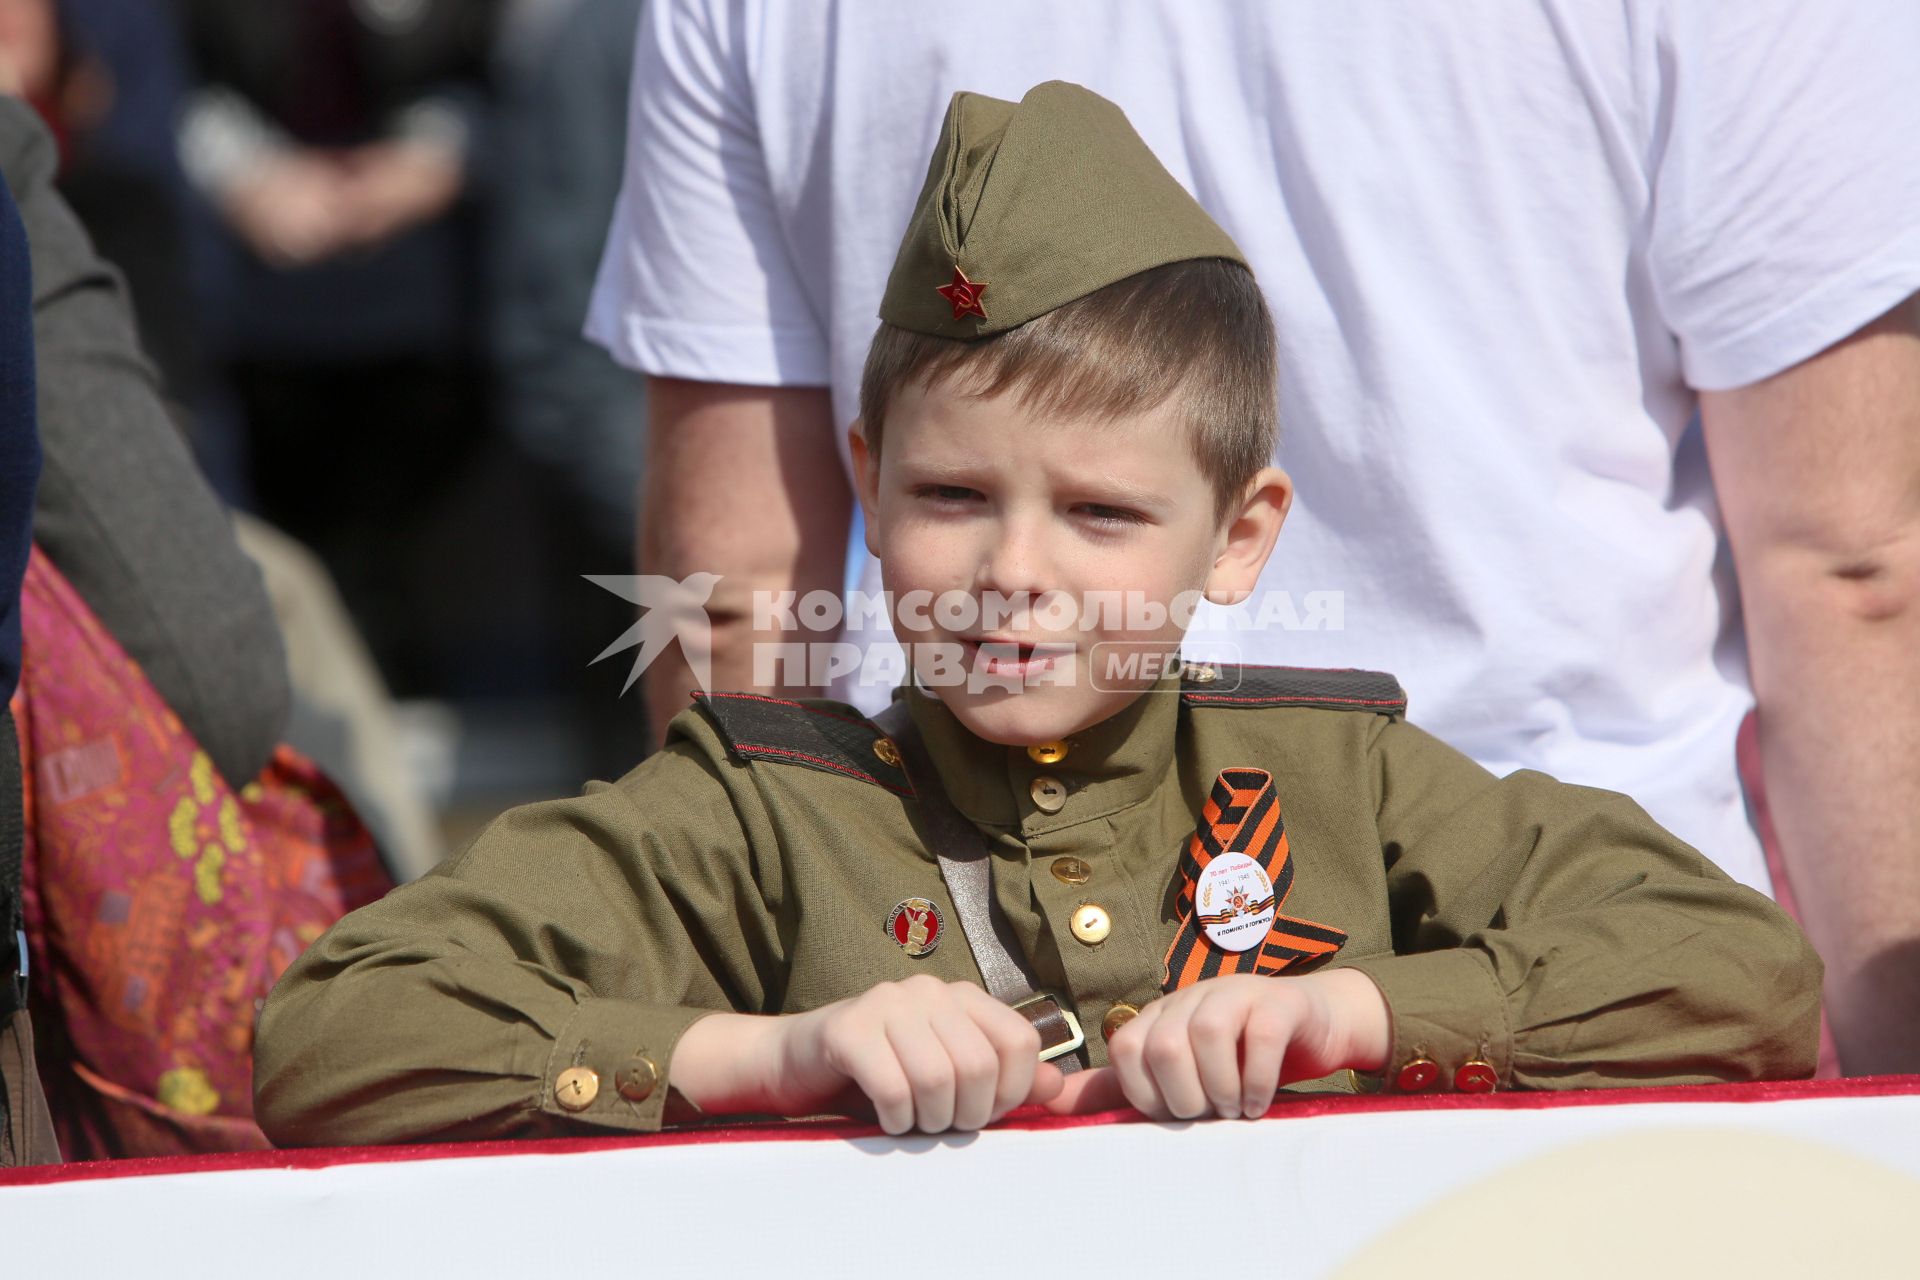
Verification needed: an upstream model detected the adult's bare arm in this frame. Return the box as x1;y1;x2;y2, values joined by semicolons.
1702;297;1920;1074
639;379;850;742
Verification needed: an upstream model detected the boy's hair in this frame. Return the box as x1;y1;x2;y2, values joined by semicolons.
858;259;1277;524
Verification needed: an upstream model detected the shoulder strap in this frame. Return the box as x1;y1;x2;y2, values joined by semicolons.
874;701;1084;1070
693;691;913;795
1180;662;1407;717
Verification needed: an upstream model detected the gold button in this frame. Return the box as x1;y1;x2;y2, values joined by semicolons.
616;1055;660;1102
1101;1002;1139;1040
1184;662;1218;684
1030;775;1068;813
1069;903;1112;945
872;737;902;767
1050;856;1091;886
1026;740;1069;766
554;1066;600;1111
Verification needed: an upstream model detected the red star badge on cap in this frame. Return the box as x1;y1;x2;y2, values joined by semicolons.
935;266;989;321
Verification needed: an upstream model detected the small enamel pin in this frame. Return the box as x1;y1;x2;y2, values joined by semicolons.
887;897;944;957
935;265;988;321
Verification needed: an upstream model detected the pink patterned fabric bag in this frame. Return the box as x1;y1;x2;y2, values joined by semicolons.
13;547;391;1159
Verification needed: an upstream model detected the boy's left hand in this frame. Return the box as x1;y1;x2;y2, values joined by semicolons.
1046;968;1389;1121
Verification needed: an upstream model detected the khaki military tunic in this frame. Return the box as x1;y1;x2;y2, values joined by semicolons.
253;668;1820;1146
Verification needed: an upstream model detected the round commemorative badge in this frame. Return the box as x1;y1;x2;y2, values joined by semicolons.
887;897;943;958
1195;853;1277;952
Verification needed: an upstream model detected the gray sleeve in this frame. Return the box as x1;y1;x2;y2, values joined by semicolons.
0;98;289;787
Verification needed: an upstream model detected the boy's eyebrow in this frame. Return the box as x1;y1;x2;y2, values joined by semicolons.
895;458;985;482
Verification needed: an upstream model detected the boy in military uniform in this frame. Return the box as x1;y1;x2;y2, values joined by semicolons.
254;82;1820;1145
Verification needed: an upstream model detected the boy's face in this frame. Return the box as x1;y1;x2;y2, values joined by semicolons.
851;378;1289;746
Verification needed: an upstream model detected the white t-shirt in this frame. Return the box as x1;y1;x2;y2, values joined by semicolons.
588;0;1920;892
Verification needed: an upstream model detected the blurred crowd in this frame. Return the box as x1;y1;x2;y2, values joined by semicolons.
0;0;650;854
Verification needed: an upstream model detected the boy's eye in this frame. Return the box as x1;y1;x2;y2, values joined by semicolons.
1076;503;1148;527
915;484;982;504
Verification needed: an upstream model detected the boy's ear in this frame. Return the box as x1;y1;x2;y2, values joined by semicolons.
847;418;882;558
1204;467;1292;606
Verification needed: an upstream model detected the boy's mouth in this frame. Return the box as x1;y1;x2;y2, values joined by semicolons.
955;636;1076;677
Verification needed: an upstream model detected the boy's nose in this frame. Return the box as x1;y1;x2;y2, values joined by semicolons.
976;520;1055;601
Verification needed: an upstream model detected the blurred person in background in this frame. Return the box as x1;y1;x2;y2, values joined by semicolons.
0;4;443;879
0;95;392;1159
492;0;643;554
488;0;649;770
0;136;50;1166
177;0;641;819
0;0;202;414
176;0;502;693
4;0;629;872
0;15;288;801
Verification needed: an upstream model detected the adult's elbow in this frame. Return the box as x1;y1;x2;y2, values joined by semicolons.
1748;524;1920;630
1821;527;1920;625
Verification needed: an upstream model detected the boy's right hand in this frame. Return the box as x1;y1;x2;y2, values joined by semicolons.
672;975;1066;1135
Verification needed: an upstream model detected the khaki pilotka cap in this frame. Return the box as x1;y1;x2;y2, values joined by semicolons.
878;80;1249;338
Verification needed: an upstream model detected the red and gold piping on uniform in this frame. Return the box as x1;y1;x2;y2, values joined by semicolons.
1162;768;1348;992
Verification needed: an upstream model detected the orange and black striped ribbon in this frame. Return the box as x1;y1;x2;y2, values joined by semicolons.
1162;768;1347;993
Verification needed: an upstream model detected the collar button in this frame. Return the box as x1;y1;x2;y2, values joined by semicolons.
1030;775;1069;813
1026;740;1070;765
1050;856;1091;885
1069;903;1112;945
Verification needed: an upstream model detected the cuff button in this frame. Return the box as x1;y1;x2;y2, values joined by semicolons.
616;1055;660;1102
555;1066;600;1111
1454;1060;1499;1093
1395;1056;1439;1092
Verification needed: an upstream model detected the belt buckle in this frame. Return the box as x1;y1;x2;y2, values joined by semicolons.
1012;991;1086;1063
